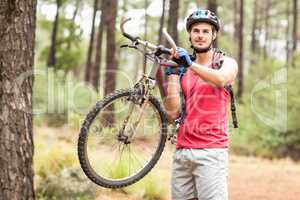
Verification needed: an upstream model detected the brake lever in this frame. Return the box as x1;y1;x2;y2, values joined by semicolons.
120;44;137;49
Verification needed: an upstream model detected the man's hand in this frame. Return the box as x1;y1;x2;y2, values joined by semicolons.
173;47;193;67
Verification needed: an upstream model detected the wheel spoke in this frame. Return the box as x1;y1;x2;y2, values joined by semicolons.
78;90;167;188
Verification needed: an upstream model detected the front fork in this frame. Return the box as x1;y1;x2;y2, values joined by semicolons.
117;76;155;144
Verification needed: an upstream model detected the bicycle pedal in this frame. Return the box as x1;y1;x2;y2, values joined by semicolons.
168;134;177;145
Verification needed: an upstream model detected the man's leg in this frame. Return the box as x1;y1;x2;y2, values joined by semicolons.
171;149;197;200
191;148;229;200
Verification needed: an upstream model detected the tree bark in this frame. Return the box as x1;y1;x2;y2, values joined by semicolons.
67;0;81;51
251;0;258;55
104;0;118;96
167;0;179;45
0;0;37;199
158;0;166;44
286;0;292;68
92;0;105;91
143;0;149;74
85;0;98;82
72;0;80;22
237;0;244;99
207;0;218;47
263;0;270;59
292;0;298;67
233;0;239;40
156;0;167;99
47;0;61;68
102;0;118;125
207;0;217;14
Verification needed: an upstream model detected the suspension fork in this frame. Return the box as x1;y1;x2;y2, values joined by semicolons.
117;78;151;143
126;97;149;141
116;100;134;143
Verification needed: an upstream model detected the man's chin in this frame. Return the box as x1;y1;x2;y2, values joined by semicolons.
194;46;211;53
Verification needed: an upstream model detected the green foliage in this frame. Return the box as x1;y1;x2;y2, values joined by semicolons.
123;172;167;200
36;168;97;200
38;11;85;72
105;153;167;199
230;55;300;160
33;66;99;127
34;139;77;179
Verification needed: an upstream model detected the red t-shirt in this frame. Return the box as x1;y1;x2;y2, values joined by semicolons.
176;66;230;149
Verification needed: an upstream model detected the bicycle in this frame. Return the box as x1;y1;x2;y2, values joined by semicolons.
78;18;179;188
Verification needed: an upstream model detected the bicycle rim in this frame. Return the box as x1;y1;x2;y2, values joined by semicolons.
79;90;167;188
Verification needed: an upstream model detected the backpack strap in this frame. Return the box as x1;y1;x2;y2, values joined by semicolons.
212;49;238;128
225;85;238;128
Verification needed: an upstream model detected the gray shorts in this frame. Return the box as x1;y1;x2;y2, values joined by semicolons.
171;148;228;200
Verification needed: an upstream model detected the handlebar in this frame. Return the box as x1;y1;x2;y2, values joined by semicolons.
120;18;177;56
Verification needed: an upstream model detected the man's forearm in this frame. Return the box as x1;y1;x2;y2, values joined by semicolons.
190;62;226;87
163;75;181;120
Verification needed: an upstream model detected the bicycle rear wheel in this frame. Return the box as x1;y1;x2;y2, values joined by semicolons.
78;89;168;188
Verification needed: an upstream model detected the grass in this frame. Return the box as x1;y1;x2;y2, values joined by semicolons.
34;124;168;200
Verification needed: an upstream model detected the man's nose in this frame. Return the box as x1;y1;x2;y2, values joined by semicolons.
197;32;204;38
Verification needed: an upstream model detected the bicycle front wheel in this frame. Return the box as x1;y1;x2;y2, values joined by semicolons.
78;89;168;188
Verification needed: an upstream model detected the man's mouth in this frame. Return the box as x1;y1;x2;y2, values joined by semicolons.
196;41;205;46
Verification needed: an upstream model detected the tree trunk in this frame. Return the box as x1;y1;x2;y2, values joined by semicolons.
233;0;239;40
207;0;218;47
92;0;105;92
292;0;298;67
207;0;217;14
47;0;61;68
156;0;167;99
263;0;270;59
85;0;98;82
67;0;80;51
251;0;258;55
104;0;118;96
237;0;244;99
72;0;80;22
286;0;292;68
103;0;118;125
0;0;37;199
256;0;264;57
167;0;179;45
158;0;166;44
143;0;149;74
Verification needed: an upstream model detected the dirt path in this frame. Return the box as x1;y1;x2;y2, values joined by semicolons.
35;127;300;200
229;155;300;200
96;146;300;200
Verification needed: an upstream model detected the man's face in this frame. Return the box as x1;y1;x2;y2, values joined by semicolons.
189;22;216;51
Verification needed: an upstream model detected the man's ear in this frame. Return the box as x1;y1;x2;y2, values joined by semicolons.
212;31;217;41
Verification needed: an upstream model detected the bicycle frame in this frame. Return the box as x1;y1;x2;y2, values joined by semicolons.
78;18;180;188
116;18;180;143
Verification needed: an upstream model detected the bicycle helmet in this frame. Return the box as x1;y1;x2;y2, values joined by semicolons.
186;9;220;32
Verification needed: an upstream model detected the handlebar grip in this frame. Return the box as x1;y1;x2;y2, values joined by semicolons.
162;28;177;50
120;18;139;42
122;32;139;42
157;45;172;55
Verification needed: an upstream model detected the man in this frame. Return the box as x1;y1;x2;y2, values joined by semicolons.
163;9;238;200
